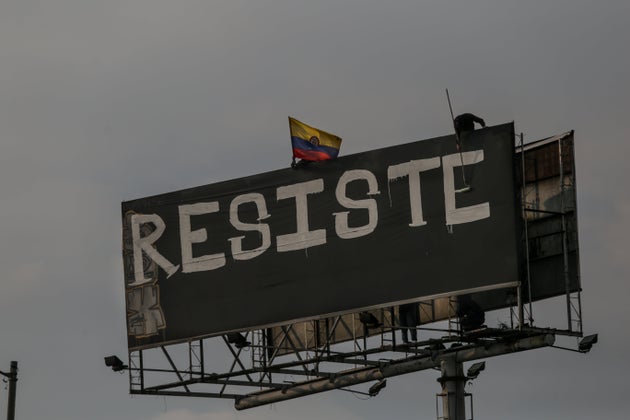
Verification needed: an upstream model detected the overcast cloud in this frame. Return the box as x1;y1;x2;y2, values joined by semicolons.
1;1;629;419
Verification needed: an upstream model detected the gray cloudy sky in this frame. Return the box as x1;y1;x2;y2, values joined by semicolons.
1;1;629;419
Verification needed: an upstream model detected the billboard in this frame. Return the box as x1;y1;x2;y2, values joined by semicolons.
267;130;581;355
122;123;520;350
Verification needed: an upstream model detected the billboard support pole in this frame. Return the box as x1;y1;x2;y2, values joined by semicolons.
438;357;466;420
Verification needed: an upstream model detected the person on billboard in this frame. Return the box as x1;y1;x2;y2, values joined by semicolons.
456;294;485;332
454;113;486;140
399;303;419;343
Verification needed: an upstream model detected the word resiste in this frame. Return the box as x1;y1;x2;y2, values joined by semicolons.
129;150;489;286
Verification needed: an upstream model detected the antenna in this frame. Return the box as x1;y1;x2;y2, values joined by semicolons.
445;89;471;193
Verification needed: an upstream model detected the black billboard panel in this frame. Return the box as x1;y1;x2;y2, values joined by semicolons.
122;123;519;350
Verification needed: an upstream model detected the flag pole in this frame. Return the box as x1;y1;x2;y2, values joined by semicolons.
445;89;470;192
446;89;458;146
288;116;296;168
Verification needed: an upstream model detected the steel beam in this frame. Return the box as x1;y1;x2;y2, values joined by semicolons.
235;334;554;410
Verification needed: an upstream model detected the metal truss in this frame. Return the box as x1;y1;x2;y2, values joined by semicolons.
126;318;555;410
511;131;583;336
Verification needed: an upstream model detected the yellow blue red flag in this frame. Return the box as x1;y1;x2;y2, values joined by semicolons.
289;117;342;162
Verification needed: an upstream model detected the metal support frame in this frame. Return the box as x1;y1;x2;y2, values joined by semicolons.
448;296;459;336
558;137;583;334
519;132;533;328
235;333;554;410
559;138;571;331
125;326;555;411
512;131;583;335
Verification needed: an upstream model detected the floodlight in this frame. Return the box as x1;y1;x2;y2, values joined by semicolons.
578;334;598;353
359;312;381;329
227;332;251;349
466;361;486;379
368;379;387;396
104;355;127;372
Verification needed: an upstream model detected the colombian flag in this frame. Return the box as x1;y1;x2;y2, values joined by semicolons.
289;117;342;161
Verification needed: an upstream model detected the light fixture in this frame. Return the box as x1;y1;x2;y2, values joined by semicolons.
368;379;387;396
578;334;598;353
227;332;251;349
104;355;128;372
466;361;486;380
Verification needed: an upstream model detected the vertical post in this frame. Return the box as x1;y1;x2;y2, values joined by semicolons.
438;357;466;420
516;284;523;330
139;350;144;391
519;133;533;326
558;138;572;331
7;361;18;420
389;307;397;347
